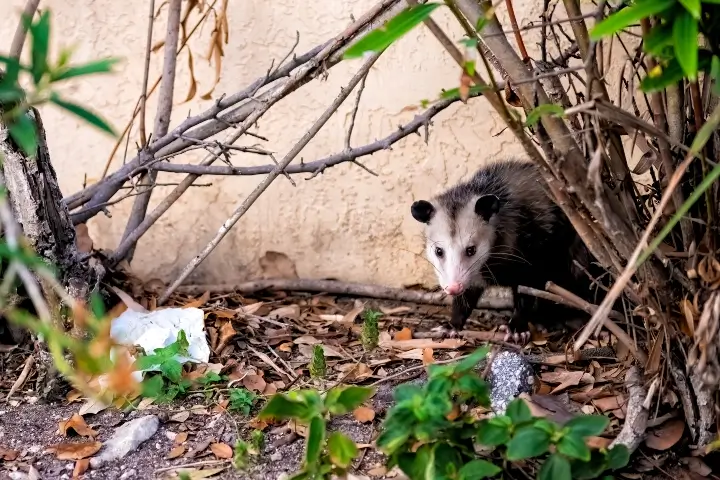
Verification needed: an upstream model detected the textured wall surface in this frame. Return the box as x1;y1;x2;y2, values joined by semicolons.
0;0;584;287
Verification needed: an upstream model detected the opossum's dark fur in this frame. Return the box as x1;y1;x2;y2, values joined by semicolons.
412;158;605;334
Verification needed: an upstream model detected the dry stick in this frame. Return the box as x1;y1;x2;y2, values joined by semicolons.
9;0;41;59
174;278;513;310
137;0;156;147
157;54;382;305
504;0;530;62
118;0;182;265
108;4;408;265
574;152;696;351
65;0;403;221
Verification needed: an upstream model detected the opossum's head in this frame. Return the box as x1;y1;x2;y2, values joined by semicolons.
411;195;500;296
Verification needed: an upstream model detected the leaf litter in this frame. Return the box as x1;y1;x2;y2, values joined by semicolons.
0;251;713;478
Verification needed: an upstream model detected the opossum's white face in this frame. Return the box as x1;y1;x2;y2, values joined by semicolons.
411;195;499;296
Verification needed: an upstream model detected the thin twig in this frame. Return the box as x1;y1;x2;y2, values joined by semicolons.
119;0;182;264
158;53;383;304
9;0;41;59
138;0;156;147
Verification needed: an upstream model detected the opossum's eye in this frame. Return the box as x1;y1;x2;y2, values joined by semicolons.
434;247;444;258
465;246;476;257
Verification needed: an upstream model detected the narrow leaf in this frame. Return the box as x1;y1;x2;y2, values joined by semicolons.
29;10;51;84
343;3;443;59
9;114;38;157
454;346;490;372
525;103;565;127
678;0;701;19
50;58;121;82
590;0;675;40
49;93;116;136
673;11;699;81
305;416;325;466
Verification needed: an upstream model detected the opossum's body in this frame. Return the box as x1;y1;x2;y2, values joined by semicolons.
411;159;595;334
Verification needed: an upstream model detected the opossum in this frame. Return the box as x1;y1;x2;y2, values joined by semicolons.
411;159;595;340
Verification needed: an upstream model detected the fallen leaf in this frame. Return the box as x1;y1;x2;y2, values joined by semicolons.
183;291;210;309
248;417;268;430
46;441;102;460
294;335;320;345
216;321;236;352
59;414;99;438
175;432;189;444
592;395;625;412
422;348;434;365
682;457;712;476
368;466;388;477
341;305;365;325
263;383;278;395
175;467;228;479
75;224;93;253
167;445;186;459
645;419;685;450
210;442;233;459
269;305;300;320
73;458;90;478
380;306;411;315
394;327;413;341
380;338;465;351
259;251;298;279
586;436;612;449
78;398;110;416
278;342;293;353
169;411;191;423
0;446;19;461
243;374;267;393
353;406;376;423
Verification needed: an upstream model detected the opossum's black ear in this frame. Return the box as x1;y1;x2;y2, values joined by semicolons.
475;195;500;221
411;200;435;223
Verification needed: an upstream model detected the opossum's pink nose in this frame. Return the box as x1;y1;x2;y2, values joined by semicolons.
444;282;464;296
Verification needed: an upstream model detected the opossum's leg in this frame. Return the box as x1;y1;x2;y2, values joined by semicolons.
450;288;483;331
502;285;532;345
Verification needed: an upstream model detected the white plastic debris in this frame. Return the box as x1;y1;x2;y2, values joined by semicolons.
110;306;210;372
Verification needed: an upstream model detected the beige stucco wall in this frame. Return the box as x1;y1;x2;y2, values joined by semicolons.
1;0;580;288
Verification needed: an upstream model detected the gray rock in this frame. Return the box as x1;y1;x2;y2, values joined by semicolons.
90;415;159;468
486;350;534;414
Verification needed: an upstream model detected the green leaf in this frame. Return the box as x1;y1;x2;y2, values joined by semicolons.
640;58;686;92
590;0;675;39
433;443;465;479
305;415;325;466
140;374;165;398
258;394;310;421
9;114;38;157
29;10;51;84
570;450;610;480
506;426;551;460
423;393;453;419
673;11;699;81
0;55;25;86
49;92;116;136
558;434;591;461
50;57;121;82
376;419;413;454
642;23;674;57
439;84;490;102
458;459;501;480
327;431;357;469
455;374;490;406
711;56;720;96
228;388;257;415
454;346;490;373
159;359;183;383
325;386;373;415
605;444;630;470
397;444;435;480
426;376;453;396
538;453;572;480
477;417;511;446
506;398;532;424
678;0;701;18
565;415;609;437
525;103;565;127
343;3;443;59
393;383;424;402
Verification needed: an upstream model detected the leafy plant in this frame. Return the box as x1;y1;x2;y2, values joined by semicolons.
361;309;381;351
228;387;258;416
310;344;327;379
233;439;251;470
258;385;373;479
376;347;629;480
136;330;194;402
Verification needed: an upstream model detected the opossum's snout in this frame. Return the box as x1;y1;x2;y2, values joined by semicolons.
444;282;464;296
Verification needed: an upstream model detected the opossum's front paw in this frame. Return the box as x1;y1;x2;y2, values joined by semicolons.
432;324;461;339
499;324;531;345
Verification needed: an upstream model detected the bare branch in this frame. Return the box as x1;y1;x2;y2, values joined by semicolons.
118;0;182;264
138;0;156;147
158;52;383;304
9;0;41;59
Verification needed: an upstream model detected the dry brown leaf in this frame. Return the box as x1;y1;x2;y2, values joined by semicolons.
66;390;83;403
459;69;472;102
368;466;388;477
216;321;237;352
592;395;624;412
586;436;612;449
73;458;90;478
645;419;685;450
46;441;102;460
381;338;465;351
210;442;233;459
342;363;372;382
182;48;198;103
259;251;298;279
645;328;664;375
0;446;19;461
167;444;186;459
269;305;300;320
394;328;413;341
341;305;365;325
422;348;434;365
263;383;278;395
75;224;93;253
278;342;293;353
248;417;268;431
353;406;376;423
174;432;189;445
682;457;712;476
184;291;210;309
294;335;320;345
243;374;267;393
169;411;191;423
59;414;99;438
680;298;696;337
